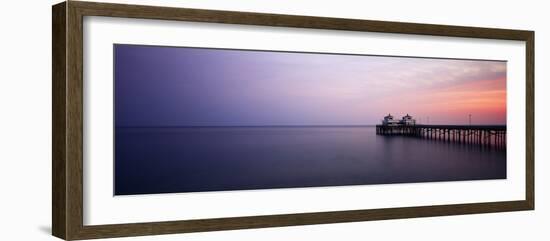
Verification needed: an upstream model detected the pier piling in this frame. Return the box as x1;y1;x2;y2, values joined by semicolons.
375;124;506;149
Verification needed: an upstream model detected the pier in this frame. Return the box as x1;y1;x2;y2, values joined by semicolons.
376;124;507;148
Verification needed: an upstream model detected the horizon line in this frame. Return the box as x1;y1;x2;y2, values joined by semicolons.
116;125;377;128
116;124;507;128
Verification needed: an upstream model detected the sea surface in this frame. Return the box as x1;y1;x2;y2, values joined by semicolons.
114;126;506;195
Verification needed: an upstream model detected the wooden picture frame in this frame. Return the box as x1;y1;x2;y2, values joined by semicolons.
52;1;534;240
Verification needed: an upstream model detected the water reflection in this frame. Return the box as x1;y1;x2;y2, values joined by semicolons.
114;127;506;195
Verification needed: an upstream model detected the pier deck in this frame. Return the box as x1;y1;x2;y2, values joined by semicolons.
376;124;506;148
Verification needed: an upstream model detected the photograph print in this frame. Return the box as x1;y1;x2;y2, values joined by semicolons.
114;44;507;195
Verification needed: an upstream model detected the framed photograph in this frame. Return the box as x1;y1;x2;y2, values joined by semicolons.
52;1;534;240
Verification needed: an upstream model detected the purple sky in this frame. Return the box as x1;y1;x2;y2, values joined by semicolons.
114;44;506;126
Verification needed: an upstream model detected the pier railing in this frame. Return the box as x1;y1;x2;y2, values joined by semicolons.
376;124;506;148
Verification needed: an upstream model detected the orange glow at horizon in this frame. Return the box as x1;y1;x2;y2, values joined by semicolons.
370;76;506;125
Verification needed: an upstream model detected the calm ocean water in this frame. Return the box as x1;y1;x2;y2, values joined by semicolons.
114;126;506;195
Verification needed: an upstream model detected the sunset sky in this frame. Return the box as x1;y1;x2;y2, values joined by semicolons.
115;44;506;126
